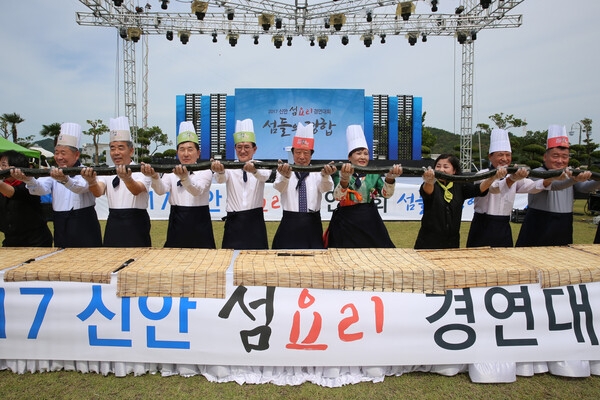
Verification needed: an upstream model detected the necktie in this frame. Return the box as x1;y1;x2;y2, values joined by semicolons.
112;176;120;188
437;181;454;203
295;172;309;212
243;170;248;182
353;173;365;189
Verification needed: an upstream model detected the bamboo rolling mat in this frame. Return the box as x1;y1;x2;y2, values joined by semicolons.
329;248;447;294
4;248;149;283
0;248;60;273
234;250;340;290
417;247;539;290
117;248;233;298
500;246;600;288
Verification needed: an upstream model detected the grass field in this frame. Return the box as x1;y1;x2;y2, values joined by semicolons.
1;200;600;399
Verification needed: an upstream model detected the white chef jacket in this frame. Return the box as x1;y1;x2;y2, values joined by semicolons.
213;162;271;212
97;165;151;210
26;176;97;211
151;170;212;206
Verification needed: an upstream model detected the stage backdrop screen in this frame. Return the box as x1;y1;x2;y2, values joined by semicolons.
235;88;365;161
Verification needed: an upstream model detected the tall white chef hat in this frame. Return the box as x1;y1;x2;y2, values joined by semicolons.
109;116;131;142
547;124;569;149
346;125;368;156
56;122;82;149
488;128;511;154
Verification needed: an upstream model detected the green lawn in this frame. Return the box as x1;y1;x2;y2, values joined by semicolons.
1;200;599;398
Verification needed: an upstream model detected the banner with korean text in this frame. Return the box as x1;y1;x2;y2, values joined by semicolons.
1;272;598;366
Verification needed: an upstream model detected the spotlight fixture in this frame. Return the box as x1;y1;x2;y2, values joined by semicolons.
366;11;372;23
272;35;283;49
397;2;415;22
166;30;173;41
287;36;293;46
309;36;315;46
318;36;328;49
456;31;467;44
471;30;477;41
259;13;274;31
135;6;144;13
361;34;373;48
455;5;465;14
227;33;238;47
276;18;282;29
119;27;127;39
430;0;438;12
211;32;218;43
380;34;386;44
226;9;234;21
480;0;492;9
253;35;259;45
178;31;190;44
408;35;417;46
421;33;427;42
113;0;122;6
191;1;208;20
324;18;330;29
128;27;142;43
330;14;345;31
161;0;169;10
341;35;349;46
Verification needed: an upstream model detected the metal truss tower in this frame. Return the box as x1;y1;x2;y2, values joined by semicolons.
76;0;525;166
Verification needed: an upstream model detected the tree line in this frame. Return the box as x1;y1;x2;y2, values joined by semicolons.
422;112;598;172
0;113;171;166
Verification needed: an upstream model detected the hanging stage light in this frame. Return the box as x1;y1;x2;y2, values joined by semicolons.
191;1;208;20
253;35;259;45
318;36;328;49
480;0;492;9
113;0;123;6
341;35;349;46
272;35;283;49
227;9;234;21
397;2;415;22
227;33;238;47
166;30;173;41
178;31;190;44
211;32;218;43
380;34;386;44
430;0;438;12
456;31;467;44
366;11;372;23
361;34;373;48
119;27;127;39
161;0;169;10
287;36;293;46
330;14;345;31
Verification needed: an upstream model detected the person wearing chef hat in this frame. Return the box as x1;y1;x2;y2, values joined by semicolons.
271;122;336;249
325;125;402;248
82;116;152;247
466;128;559;249
516;124;600;247
11;122;102;247
210;118;271;249
141;121;216;248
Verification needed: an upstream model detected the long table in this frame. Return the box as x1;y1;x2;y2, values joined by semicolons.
1;246;599;385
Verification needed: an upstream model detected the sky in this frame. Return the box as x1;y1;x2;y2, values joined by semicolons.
1;1;599;148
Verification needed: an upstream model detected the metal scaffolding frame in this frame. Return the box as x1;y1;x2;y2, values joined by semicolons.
76;1;525;167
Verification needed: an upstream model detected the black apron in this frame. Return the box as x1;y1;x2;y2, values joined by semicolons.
272;210;325;249
222;207;268;250
515;208;573;247
466;212;513;248
326;202;394;248
104;208;151;248
165;205;216;249
53;205;102;248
